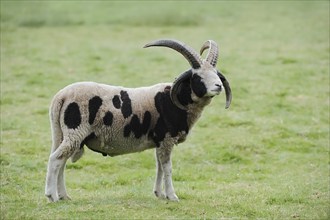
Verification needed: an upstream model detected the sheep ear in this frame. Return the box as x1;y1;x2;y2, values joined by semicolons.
170;69;193;110
217;71;232;109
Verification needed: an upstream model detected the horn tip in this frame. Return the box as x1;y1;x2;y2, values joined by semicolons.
143;44;150;48
225;100;231;109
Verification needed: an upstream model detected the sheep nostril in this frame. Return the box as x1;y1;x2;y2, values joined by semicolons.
215;84;222;91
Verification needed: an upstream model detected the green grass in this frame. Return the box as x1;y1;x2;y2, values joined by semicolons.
1;1;329;219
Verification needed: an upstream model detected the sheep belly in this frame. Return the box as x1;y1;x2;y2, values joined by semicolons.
84;136;155;157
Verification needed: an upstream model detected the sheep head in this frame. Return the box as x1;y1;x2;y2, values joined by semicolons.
144;39;232;110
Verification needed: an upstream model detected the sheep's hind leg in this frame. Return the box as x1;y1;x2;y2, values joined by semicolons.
45;140;75;202
156;145;179;201
57;161;71;200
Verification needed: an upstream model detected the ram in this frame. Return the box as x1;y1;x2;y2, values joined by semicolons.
45;39;232;202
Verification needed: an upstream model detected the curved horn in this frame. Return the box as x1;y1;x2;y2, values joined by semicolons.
217;71;232;109
144;39;202;69
200;40;219;67
170;70;193;110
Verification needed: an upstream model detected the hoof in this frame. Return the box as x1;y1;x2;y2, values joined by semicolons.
166;194;179;202
46;194;59;203
59;195;71;201
154;190;166;199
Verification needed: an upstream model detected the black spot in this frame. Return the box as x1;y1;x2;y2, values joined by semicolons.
103;111;113;126
164;85;171;92
80;132;96;148
124;116;139;137
151;90;189;147
124;124;131;137
112;95;121;109
148;130;154;140
88;96;103;125
90;149;107;157
64;102;81;129
124;111;151;138
120;90;132;118
81;133;107;156
191;74;207;97
142;111;151;133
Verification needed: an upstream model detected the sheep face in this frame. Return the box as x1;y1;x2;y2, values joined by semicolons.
191;66;223;99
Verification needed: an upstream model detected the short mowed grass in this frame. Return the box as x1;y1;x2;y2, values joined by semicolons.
1;1;329;219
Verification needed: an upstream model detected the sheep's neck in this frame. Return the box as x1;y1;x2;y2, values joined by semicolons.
186;98;211;129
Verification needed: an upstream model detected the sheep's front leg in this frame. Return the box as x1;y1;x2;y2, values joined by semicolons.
153;151;165;198
155;145;179;201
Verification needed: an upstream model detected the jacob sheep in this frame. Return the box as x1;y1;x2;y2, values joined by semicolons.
45;39;232;202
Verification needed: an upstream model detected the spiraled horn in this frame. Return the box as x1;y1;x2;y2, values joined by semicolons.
217;71;232;109
143;39;202;69
170;70;193;110
200;40;219;67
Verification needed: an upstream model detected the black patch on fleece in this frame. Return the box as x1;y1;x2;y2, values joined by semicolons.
103;111;113;126
191;74;207;97
120;90;132;118
81;133;107;156
124;111;151;138
112;95;121;109
80;132;96;148
151;90;189;147
64;102;81;129
88;96;103;125
164;85;171;92
90;148;107;156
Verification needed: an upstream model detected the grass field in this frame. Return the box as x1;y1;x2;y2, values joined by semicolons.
1;1;329;219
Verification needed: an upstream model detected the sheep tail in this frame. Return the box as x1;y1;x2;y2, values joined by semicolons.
49;94;65;154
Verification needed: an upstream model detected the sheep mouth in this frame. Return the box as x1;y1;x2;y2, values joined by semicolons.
208;90;221;97
212;89;221;93
211;88;222;94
